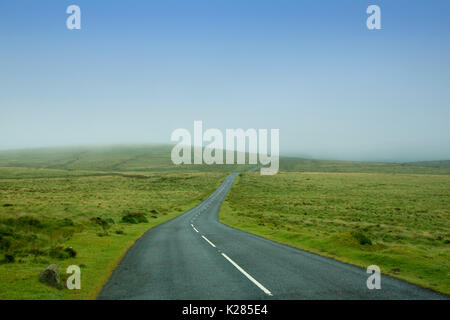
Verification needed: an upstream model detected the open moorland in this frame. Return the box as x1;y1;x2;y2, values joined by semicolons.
0;169;226;299
220;171;450;294
0;145;449;298
0;145;242;299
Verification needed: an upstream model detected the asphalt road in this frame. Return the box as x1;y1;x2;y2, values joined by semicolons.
98;173;447;300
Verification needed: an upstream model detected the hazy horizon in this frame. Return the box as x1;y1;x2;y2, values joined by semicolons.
1;1;449;162
0;142;449;164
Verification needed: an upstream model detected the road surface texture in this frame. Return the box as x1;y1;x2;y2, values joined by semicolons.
98;173;447;300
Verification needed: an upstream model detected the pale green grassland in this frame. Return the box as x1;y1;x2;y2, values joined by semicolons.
1;145;449;174
0;145;449;299
0;169;226;299
0;145;253;173
220;172;450;294
0;145;250;300
281;157;450;175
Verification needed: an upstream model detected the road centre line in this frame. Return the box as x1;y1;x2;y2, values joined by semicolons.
221;253;273;296
201;235;216;248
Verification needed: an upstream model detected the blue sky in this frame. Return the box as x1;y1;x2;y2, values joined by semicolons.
0;0;449;161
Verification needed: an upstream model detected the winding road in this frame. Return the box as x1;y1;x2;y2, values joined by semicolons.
98;173;447;300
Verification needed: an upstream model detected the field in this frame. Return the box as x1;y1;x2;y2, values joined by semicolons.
281;157;450;175
0;145;254;173
1;145;449;175
0;167;226;299
1;145;449;299
220;172;450;294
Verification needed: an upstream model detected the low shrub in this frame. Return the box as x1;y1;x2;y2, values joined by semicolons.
4;254;15;263
60;218;74;227
351;231;373;245
0;236;12;251
28;248;46;257
16;216;43;228
49;246;71;260
121;212;148;224
90;217;111;230
64;247;77;258
0;215;41;230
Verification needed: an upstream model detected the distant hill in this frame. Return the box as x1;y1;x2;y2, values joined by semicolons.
280;157;450;174
0;145;449;175
403;160;450;168
0;145;252;174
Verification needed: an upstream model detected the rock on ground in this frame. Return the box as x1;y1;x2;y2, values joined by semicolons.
40;264;61;289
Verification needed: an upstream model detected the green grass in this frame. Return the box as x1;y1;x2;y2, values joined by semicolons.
220;172;450;294
0;145;254;173
281;157;450;175
0;169;226;299
1;145;449;299
1;144;448;174
0;145;249;300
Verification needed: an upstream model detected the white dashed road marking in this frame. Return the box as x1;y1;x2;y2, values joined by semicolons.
221;253;273;296
201;235;216;248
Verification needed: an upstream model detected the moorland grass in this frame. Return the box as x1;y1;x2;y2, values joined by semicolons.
1;145;449;174
0;169;225;299
220;172;450;294
1;145;449;299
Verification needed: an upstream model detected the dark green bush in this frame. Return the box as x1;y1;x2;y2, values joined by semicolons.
121;212;148;224
0;236;12;251
60;218;74;227
4;254;15;263
0;225;13;237
90;216;111;230
0;215;42;230
351;231;373;245
49;246;70;259
64;247;77;258
28;248;46;257
16;216;43;228
121;215;137;224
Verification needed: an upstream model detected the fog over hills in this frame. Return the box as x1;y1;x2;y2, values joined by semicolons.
0;145;448;176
